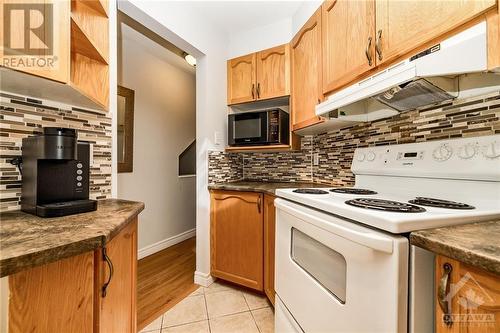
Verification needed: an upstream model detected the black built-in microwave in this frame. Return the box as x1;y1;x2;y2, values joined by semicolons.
228;109;289;146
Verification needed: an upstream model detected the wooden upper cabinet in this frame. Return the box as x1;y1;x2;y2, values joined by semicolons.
322;0;375;94
227;53;256;105
227;45;290;105
375;0;496;65
210;190;264;291
0;0;70;83
256;44;290;100
291;7;324;131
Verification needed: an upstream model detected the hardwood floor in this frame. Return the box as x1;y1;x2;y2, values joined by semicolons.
137;237;197;331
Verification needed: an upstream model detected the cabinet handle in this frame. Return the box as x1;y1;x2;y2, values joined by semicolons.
438;263;453;327
375;29;383;61
257;196;262;213
365;36;373;66
256;83;261;99
102;246;114;298
251;84;255;99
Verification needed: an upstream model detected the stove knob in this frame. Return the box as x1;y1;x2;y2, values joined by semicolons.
482;141;500;159
432;144;453;162
458;143;477;159
356;152;366;162
366;151;376;161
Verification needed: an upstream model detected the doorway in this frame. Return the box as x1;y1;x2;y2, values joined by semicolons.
117;12;197;330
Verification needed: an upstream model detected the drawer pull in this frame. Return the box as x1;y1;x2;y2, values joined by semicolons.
438;262;453;327
102;246;114;298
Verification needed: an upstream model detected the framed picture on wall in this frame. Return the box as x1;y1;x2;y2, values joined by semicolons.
117;85;135;173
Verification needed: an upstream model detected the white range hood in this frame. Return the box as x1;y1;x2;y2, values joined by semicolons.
316;21;488;117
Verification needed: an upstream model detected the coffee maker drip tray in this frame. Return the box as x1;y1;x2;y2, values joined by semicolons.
36;199;97;218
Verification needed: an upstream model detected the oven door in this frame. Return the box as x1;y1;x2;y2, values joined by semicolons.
275;199;409;333
228;111;268;145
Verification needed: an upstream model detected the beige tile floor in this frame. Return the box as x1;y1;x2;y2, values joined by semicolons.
140;280;274;333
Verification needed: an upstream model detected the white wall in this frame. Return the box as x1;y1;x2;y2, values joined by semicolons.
291;0;323;35
227;0;322;58
119;0;229;286
228;17;292;58
117;23;196;252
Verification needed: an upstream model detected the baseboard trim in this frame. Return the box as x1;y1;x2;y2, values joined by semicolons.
138;228;196;260
194;271;215;287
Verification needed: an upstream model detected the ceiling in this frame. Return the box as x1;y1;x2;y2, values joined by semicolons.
188;1;303;34
118;13;196;74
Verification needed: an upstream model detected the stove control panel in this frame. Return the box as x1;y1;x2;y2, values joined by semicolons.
352;134;500;181
482;140;500;159
432;144;453;161
397;151;424;160
457;143;478;159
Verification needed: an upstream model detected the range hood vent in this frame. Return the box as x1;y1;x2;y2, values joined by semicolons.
374;78;457;112
316;21;488;118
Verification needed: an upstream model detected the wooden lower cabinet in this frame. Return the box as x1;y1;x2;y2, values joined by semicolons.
263;194;276;305
435;255;500;333
96;219;138;333
210;190;264;291
210;190;277;302
8;218;138;333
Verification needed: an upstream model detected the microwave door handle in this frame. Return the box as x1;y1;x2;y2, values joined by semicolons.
275;199;394;254
266;113;270;142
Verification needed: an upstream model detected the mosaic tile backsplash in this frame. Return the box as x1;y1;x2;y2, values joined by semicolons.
208;91;500;186
0;92;112;212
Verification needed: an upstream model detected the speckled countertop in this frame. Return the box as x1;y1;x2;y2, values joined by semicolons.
411;220;500;276
0;199;144;277
208;181;330;195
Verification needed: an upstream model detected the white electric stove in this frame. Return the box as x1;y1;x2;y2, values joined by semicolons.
274;134;500;333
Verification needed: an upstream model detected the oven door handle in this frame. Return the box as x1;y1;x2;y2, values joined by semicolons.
275;199;394;254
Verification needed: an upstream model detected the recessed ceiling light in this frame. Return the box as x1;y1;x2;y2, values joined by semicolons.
184;53;196;67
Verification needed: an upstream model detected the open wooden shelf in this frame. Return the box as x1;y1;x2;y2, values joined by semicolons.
225;144;292;153
71;19;107;64
82;0;109;17
70;52;109;109
225;134;301;152
71;0;109;63
68;0;109;110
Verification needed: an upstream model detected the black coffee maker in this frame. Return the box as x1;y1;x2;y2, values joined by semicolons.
19;127;97;217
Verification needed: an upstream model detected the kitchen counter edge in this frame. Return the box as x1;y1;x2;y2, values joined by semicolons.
0;199;144;278
208;181;330;196
410;220;500;276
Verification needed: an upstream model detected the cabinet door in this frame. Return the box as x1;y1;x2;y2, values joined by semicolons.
322;0;375;94
9;252;94;333
376;0;496;65
0;0;70;83
263;194;276;306
435;255;500;333
291;7;324;131
96;218;137;333
256;44;290;100
227;53;256;105
211;190;264;291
